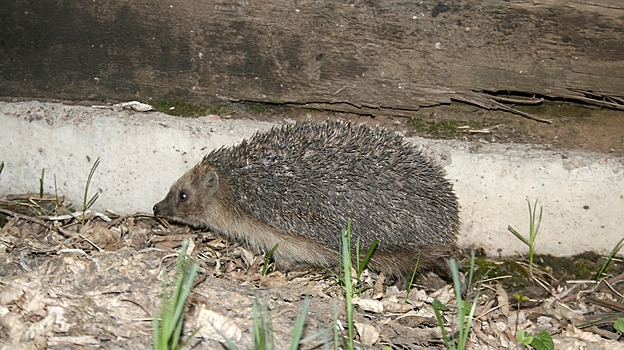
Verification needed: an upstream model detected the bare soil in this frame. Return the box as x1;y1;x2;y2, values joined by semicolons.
2;187;624;349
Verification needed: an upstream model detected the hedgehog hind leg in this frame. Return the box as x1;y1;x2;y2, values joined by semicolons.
430;254;468;296
419;245;468;296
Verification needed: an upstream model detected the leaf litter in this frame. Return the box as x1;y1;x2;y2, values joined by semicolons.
1;194;624;349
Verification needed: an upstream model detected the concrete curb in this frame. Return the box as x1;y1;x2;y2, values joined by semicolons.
2;101;622;257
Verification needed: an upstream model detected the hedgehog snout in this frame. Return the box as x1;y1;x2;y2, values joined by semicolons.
153;202;162;216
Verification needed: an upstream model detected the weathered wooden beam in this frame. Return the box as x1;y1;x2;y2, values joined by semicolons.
1;0;622;117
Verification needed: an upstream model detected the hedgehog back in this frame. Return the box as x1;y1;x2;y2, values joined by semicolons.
203;121;459;252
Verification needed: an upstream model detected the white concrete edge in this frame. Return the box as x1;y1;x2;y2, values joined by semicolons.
2;101;623;257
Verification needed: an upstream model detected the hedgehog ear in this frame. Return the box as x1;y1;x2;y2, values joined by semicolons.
204;171;219;195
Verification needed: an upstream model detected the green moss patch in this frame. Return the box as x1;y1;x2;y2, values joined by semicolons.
408;119;493;138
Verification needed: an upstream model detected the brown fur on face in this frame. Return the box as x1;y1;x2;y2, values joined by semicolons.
154;163;226;230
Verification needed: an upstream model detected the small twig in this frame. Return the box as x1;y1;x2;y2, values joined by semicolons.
479;275;512;284
484;99;553;124
57;248;90;257
531;275;556;297
605;272;624;285
568;89;624;110
475;301;510;320
486;94;544;105
457;126;492;134
119;298;153;318
455;92;553;123
46;210;112;222
105;212;157;229
0;208;76;238
333;86;347;95
597;278;624;300
584;296;624;312
64;233;103;252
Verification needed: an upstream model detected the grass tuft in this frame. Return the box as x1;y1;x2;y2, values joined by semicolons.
252;296;274;350
153;239;201;350
221;295;310;350
432;251;481;350
335;220;377;296
508;198;543;274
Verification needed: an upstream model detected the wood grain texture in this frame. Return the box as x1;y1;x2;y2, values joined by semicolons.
1;0;622;114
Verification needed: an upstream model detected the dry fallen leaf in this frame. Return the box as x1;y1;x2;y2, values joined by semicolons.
352;297;384;313
355;322;380;346
196;307;243;343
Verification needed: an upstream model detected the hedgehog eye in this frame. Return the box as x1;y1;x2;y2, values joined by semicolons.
178;191;188;202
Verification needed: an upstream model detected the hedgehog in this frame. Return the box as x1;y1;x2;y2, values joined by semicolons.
153;120;460;284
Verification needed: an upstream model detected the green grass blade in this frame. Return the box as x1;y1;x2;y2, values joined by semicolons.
252;296;275;350
170;240;197;347
450;259;462;311
355;237;361;275
179;323;202;348
528;198;535;241
39;167;45;199
169;255;188;347
507;225;530;246
86;193;99;210
404;252;421;302
595;237;624;281
152;310;161;350
341;220;355;347
298;327;333;346
431;299;451;349
357;239;378;278
172;263;199;347
466;250;476;291
157;269;171;348
83;157;101;209
533;202;543;244
252;298;261;348
450;258;465;347
153;238;200;350
459;282;481;349
262;243;279;276
449;251;481;350
82;157;101;223
289;296;310;350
